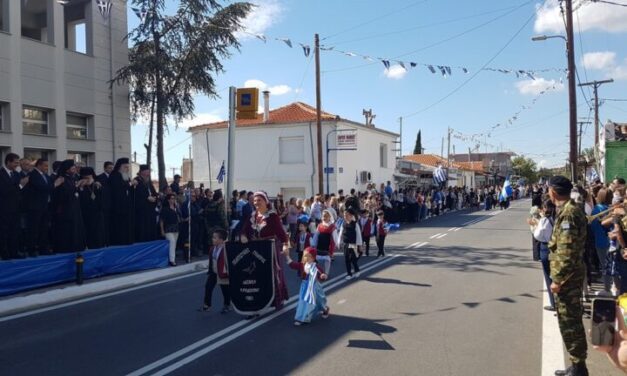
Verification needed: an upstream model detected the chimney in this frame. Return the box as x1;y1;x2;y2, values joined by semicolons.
263;90;270;123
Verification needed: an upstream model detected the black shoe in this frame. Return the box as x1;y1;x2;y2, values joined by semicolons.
220;306;231;314
555;362;588;376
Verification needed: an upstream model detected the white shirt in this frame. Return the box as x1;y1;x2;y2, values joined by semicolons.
533;216;554;243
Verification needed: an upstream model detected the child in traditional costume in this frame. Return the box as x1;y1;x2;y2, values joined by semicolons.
375;210;388;258
338;208;363;280
312;210;339;276
294;220;312;268
283;246;329;326
359;209;373;257
202;229;231;313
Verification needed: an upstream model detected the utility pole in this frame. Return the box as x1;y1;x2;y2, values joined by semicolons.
399;117;403;159
189;144;193;182
440;137;444;159
565;0;578;182
578;79;613;145
314;33;323;194
447;127;451;167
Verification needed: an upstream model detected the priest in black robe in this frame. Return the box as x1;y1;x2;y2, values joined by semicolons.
133;165;158;242
78;167;106;249
96;161;113;246
51;159;85;253
109;158;135;246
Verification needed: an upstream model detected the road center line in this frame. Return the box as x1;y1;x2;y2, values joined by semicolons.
429;233;442;239
436;233;448;239
405;241;424;249
414;242;428;248
127;255;398;376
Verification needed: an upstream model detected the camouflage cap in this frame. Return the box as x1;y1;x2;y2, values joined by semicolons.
549;175;573;196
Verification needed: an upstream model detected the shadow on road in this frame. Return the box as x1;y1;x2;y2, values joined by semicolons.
363;276;432;288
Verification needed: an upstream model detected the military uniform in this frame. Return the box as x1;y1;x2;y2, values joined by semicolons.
548;199;588;367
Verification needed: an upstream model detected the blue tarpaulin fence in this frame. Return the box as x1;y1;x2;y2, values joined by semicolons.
0;240;169;296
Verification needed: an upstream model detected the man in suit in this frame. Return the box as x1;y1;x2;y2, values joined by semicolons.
24;159;58;256
0;153;29;259
97;161;114;246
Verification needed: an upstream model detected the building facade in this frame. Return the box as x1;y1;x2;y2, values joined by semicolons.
0;0;130;169
189;102;398;197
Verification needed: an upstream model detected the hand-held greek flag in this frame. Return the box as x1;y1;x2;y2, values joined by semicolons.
500;176;513;201
217;161;225;184
303;264;318;305
586;168;599;184
433;165;447;185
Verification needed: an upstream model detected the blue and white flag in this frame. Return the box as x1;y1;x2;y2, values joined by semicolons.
433;165;447;185
586;168;599;184
217;161;225;184
500;176;513;201
96;0;112;20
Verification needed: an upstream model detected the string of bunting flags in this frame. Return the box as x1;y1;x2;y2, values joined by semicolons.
450;76;564;150
123;7;565;80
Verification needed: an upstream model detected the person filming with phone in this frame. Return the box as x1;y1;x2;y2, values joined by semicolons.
547;176;589;376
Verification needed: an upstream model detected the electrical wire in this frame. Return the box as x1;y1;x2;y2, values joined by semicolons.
590;0;627;7
322;0;533;74
321;0;430;41
401;12;536;119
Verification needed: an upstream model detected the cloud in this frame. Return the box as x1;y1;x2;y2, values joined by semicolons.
534;0;627;33
179;111;225;129
237;0;283;39
582;51;627;80
515;77;564;96
383;64;407;80
243;79;293;95
582;51;616;70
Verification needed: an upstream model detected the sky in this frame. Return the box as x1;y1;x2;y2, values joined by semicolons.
127;0;627;176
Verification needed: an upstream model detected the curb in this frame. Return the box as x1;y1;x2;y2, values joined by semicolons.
0;260;208;319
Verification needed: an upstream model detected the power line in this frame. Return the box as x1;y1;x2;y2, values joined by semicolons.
401;12;536;119
322;0;533;74
322;0;430;41
590;0;627;7
329;4;525;46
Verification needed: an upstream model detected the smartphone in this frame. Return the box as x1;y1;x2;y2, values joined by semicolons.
591;298;616;347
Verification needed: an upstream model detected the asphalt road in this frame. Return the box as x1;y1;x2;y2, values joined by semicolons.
0;200;619;376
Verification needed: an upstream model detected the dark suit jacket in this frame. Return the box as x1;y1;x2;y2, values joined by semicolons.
0;168;22;214
24;169;52;212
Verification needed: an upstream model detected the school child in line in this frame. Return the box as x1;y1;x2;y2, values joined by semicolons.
338;208;363;280
312;209;339;276
283;246;329;326
202;229;231;313
294;220;312;276
359;209;373;257
375;210;388;258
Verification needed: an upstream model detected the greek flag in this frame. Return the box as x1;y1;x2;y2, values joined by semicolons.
433;165;447;185
217;161;225;184
500;176;513;201
96;0;112;20
303;264;318;305
586;168;599;184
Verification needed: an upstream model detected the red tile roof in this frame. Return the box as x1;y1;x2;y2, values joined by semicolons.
188;102;338;131
455;161;486;173
403;154;485;172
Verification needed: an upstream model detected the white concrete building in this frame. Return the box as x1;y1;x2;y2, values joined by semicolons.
189;101;398;197
0;0;130;169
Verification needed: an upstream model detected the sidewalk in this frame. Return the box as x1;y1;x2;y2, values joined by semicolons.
0;258;208;319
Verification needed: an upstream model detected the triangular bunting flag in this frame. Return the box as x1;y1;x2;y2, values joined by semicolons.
462;68;468;74
255;34;267;43
399;62;406;70
445;66;452;76
382;60;390;69
278;38;292;48
437;66;447;76
428;65;436;74
299;44;311;57
410;62;417;68
132;7;148;24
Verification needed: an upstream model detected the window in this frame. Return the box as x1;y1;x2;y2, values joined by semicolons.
64;0;91;54
21;0;53;43
0;103;6;131
66;113;88;139
68;151;93;167
379;143;388;168
0;0;8;33
24;148;50;162
279;136;305;164
22;106;49;135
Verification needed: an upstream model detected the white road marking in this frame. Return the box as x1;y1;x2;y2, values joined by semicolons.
453;227;461;232
337;299;347;305
127;255;399;376
0;271;207;323
414;242;429;248
448;227;456;232
436;233;448;239
405;241;424;249
429;233;442;239
541;276;565;375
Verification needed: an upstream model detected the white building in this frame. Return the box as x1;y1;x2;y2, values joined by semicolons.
189;101;398;198
0;0;130;168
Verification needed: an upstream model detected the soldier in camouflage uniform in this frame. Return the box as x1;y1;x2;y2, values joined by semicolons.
548;176;589;376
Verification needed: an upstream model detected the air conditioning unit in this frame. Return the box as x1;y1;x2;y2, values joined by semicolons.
360;171;371;184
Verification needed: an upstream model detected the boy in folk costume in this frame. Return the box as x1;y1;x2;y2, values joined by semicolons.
375;210;388;258
338;208;363;280
359;209;373;257
312;209;339;276
294;220;313;275
202;229;231;313
283;246;329;326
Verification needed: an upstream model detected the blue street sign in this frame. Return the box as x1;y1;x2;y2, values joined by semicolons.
324;167;334;174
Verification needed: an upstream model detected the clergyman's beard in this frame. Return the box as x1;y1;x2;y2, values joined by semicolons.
121;172;131;181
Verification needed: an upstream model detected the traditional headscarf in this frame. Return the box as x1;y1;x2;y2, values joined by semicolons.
253;191;269;204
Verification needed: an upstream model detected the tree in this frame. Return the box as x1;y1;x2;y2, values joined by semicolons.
511;156;538;183
413;130;422;154
113;0;252;189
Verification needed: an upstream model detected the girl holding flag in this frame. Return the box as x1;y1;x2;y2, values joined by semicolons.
282;246;329;326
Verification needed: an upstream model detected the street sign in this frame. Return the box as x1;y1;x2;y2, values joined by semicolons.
337;131;357;149
236;87;259;120
324;167;334;174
